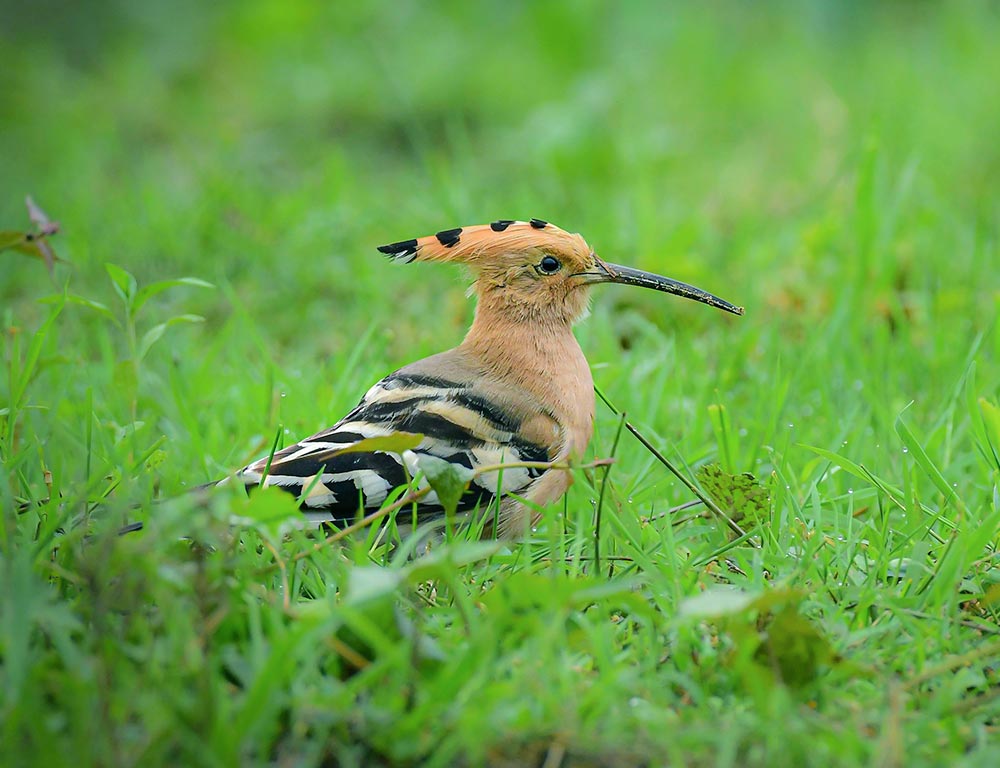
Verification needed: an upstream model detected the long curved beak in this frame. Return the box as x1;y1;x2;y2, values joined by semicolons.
581;259;745;316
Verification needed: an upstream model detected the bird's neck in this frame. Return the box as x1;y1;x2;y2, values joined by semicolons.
460;301;595;458
462;310;579;376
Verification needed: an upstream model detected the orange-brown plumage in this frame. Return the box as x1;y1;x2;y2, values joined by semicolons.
400;220;591;268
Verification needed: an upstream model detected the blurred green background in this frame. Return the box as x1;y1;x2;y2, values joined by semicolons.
4;2;1000;766
4;0;996;323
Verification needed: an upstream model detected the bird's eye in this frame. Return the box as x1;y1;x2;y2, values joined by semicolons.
537;255;562;275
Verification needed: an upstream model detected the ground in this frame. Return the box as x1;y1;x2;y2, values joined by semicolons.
2;2;999;766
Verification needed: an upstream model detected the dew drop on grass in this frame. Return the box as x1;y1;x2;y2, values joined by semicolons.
788;423;794;428
848;488;853;495
902;447;909;454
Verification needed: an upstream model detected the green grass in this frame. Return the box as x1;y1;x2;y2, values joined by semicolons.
2;1;1000;765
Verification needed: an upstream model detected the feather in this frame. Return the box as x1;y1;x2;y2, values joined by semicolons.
234;363;557;527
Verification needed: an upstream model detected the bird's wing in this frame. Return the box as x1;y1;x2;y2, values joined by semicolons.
235;370;560;525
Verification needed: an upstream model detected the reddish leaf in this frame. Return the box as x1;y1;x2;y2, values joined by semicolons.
26;195;59;236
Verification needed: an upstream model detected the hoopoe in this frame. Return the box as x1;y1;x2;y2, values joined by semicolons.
231;219;743;537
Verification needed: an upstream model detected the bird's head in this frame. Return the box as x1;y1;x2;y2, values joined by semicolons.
378;219;744;325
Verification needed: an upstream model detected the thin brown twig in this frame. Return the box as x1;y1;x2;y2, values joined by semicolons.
327;635;371;670
902;638;1000;691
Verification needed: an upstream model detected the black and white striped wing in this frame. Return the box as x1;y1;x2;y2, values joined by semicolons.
236;372;556;525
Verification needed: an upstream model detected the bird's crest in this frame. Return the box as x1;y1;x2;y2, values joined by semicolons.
377;219;592;268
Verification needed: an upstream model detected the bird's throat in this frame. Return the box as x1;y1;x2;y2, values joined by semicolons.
461;308;596;459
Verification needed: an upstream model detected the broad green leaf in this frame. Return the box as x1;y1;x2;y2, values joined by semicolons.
39;293;120;326
332;432;424;456
137;314;204;360
415;452;474;516
105;263;137;303
232;485;306;540
405;541;503;583
132;277;214;316
679;586;803;619
345;565;404;606
6;238;60;273
678;588;759;618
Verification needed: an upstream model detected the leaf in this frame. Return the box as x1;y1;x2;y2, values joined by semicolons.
132;277;214;316
39;293;120;326
679;588;833;688
105;263;137;304
232;485;306;540
137;314;205;360
344;565;404;606
337;567;448;670
331;432;425;456
0;230;28;250
0;198;63;275
894;412;963;510
678;588;759;618
415;452;474;516
144;449;168;471
25;196;58;235
754;604;835;688
31;237;56;273
6;238;61;274
137;323;167;360
695;462;770;526
799;444;908;503
405;541;504;583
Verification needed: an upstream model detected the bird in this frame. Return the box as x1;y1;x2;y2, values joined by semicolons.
226;218;744;537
